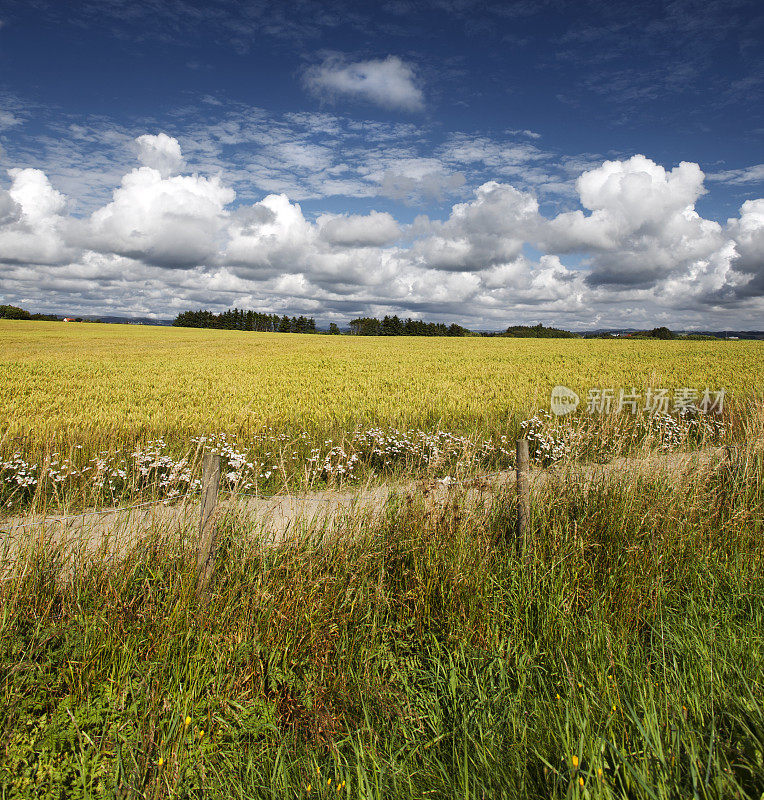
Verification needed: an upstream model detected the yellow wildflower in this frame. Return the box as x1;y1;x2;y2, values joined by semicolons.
579;776;584;787
572;755;579;768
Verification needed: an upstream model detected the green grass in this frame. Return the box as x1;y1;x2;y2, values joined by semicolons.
1;437;763;798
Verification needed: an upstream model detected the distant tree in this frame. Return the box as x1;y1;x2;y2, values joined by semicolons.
650;326;674;340
172;307;478;337
632;326;675;340
349;317;382;336
0;304;31;320
29;313;61;321
173;309;217;328
504;323;578;338
380;315;405;335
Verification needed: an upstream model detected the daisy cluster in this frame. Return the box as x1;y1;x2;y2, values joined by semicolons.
351;428;514;474
520;412;580;466
1;410;729;511
640;407;727;451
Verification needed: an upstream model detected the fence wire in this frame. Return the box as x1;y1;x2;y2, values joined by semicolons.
1;464;518;536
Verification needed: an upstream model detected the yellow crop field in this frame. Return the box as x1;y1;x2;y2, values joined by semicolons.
1;320;762;511
1;320;762;449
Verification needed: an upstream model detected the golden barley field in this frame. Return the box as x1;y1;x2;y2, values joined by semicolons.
1;320;762;452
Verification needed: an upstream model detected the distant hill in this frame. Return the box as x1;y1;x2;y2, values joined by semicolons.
583;329;764;340
97;316;173;326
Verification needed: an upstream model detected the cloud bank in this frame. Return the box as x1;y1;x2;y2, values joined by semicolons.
1;134;763;328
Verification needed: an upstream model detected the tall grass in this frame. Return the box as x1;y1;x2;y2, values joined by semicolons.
2;423;763;798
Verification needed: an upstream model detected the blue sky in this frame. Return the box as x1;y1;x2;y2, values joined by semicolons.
0;0;762;328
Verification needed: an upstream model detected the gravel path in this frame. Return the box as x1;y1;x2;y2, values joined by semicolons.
1;447;725;567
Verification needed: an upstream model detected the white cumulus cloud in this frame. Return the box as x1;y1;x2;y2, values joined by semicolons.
133;133;186;178
0;168;71;265
85;165;234;268
317;211;400;247
411;181;540;271
544;156;724;288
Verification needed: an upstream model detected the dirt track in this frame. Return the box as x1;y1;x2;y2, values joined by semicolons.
0;447;725;566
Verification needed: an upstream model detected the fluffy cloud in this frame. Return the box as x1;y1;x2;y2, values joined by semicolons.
374;158;466;203
411;182;540;271
544;156;725;289
0;168;71;265
133;133;186;178
317;211;399;247
303;56;424;112
85;150;234;268
0;187;21;226
226;195;399;289
2;135;764;329
727;199;764;296
226;193;313;276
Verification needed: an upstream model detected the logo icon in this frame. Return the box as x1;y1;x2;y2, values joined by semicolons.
550;385;580;416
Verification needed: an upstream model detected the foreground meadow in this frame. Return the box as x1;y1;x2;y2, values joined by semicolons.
2;423;762;798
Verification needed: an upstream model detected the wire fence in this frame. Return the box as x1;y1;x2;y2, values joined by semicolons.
0;465;517;535
0;444;541;585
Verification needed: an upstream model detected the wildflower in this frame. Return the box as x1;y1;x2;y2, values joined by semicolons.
556;693;560;700
572;755;579;768
612;704;617;711
158;757;164;767
306;784;311;793
579;776;584;787
327;778;331;786
597;768;603;779
199;729;205;738
184;716;191;728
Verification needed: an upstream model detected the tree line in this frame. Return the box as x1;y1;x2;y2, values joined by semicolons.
348;316;474;336
172;308;317;333
172;309;474;335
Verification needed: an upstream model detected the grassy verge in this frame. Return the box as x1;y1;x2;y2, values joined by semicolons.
1;430;762;798
1;401;735;518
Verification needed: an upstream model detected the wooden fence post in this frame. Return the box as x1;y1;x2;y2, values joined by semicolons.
516;439;531;558
195;451;221;599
